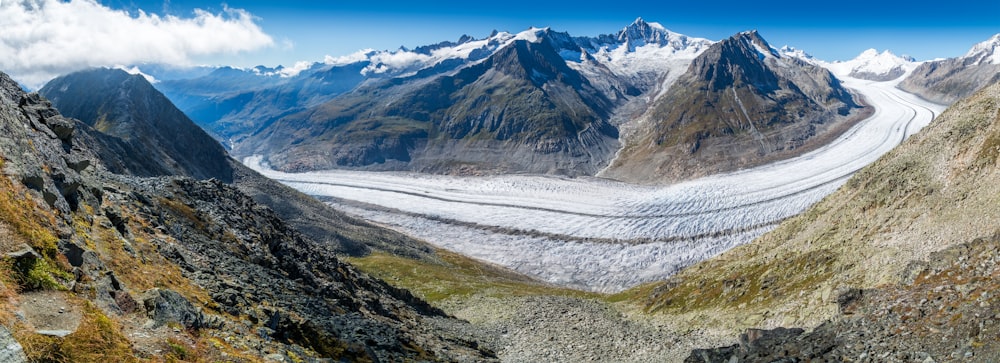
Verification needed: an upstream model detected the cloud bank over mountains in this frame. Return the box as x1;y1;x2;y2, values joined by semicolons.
0;0;274;88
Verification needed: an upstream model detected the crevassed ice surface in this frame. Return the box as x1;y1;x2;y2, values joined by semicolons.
246;77;945;293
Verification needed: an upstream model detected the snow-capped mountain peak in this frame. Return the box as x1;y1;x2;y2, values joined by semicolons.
616;17;666;46
965;33;1000;65
854;48;915;62
821;48;916;81
734;30;779;60
778;45;817;63
609;17;709;53
514;27;549;43
329;31;517;76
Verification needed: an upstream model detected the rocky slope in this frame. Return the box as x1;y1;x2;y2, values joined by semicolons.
641;80;1000;358
0;70;496;361
687;235;1000;362
899;33;1000;104
603;31;863;182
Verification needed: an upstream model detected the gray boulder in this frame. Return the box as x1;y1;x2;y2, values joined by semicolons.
0;325;27;363
142;288;204;330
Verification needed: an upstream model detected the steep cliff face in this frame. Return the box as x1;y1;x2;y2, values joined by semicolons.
0;70;495;361
603;31;862;183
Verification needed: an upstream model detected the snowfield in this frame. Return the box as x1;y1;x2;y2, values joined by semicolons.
246;76;945;293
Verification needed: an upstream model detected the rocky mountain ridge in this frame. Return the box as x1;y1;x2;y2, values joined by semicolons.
602;31;863;182
151;20;859;182
39;69;234;181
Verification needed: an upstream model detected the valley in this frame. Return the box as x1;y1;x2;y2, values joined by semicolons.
2;4;998;360
247;75;944;292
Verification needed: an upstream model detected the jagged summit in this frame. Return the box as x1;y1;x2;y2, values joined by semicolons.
732;30;779;59
598;17;709;53
616;17;669;45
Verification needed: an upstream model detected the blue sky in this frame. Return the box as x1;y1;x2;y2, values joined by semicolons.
112;0;1000;67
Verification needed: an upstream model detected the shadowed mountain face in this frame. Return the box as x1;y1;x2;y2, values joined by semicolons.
237;36;621;176
39;69;234;182
603;31;862;182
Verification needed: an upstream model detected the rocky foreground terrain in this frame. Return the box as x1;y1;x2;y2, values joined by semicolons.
0;70;498;361
687;235;1000;362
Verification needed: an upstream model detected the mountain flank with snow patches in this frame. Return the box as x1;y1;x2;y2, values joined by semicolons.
899;33;1000;104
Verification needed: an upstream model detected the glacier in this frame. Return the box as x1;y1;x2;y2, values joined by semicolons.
245;74;944;293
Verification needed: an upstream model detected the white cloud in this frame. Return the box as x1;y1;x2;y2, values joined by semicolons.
370;51;432;69
277;61;314;78
323;49;374;66
113;65;158;84
362;50;432;75
0;0;274;88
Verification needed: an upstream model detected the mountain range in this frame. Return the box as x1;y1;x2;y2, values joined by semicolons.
155;19;866;181
118;21;1000;184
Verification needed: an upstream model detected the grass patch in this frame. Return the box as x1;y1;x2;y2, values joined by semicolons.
0;175;59;258
158;197;206;231
10;256;71;291
346;249;598;303
644;249;838;314
166;338;191;362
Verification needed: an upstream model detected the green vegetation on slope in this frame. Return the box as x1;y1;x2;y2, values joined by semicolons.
346;249;598;304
